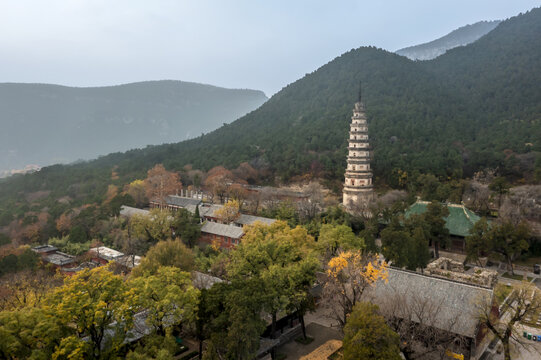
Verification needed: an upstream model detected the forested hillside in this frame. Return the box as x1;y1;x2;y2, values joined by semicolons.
0;81;267;173
396;20;500;60
1;8;541;227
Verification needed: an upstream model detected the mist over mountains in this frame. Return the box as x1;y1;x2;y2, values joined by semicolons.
0;80;267;174
396;20;501;60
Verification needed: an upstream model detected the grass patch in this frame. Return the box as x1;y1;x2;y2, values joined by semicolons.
464;265;471;271
295;336;314;345
527;276;534;282
275;353;287;360
501;272;524;281
328;348;343;359
514;257;541;267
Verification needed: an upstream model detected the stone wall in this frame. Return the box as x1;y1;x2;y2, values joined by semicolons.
426;257;498;288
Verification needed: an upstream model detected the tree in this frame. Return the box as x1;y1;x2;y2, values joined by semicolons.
381;216;431;271
227;221;319;339
343;302;401;360
489;176;510;208
381;226;412;269
297;182;324;223
145;164;182;207
408;226;431;271
378;282;471;360
126;179;148;207
322;250;389;328
56;212;72;236
204;166;234;204
131;239;195;277
0;269;60;311
478;283;541;360
128;209;173;246
131;267;199;336
488;220;530;275
214;199;240;224
202;282;265;360
46;266;135;359
317;223;364;257
465;217;490;266
0;307;65;360
172;208;201;248
422;201;449;259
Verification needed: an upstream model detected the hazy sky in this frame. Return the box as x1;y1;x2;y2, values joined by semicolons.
0;1;539;95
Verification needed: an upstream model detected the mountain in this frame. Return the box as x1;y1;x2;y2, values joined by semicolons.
1;7;541;225
396;20;501;60
0;81;267;174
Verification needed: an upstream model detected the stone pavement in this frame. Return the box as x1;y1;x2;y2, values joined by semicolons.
275;322;341;360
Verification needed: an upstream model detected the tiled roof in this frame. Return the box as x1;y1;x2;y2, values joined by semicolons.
89;246;124;261
235;214;276;226
367;267;493;338
165;195;202;208
32;244;58;253
405;201;482;237
199;204;224;218
45;252;75;266
201;221;244;239
119;205;150;217
192;271;224;289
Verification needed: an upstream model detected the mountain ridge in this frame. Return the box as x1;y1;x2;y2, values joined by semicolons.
1;7;540;212
396;20;501;60
0;80;267;173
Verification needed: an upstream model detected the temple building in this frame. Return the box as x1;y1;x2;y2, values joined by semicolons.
342;92;374;210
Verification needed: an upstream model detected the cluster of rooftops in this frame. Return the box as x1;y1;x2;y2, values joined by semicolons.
32;244;141;274
121;194;276;242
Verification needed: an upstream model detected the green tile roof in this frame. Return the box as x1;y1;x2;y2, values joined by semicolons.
405;201;481;237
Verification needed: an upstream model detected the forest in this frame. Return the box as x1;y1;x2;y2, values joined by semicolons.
0;10;541;253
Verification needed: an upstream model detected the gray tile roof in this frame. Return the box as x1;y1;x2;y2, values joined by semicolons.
192;271;224;289
367;267;493;338
199;204;224;218
119;205;150;217
165;195;202;208
235;214;276;226
201;221;244;239
45;252;75;266
32;244;58;253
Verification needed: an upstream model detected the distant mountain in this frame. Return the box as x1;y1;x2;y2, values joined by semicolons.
396;20;501;60
1;8;541;218
0;81;267;173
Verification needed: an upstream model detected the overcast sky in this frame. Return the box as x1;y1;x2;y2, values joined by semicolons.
0;1;539;95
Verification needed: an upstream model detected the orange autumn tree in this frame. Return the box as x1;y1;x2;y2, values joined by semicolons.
204;166;234;204
144;164;182;208
322;250;389;328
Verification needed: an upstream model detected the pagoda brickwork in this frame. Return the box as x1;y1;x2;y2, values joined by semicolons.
342;100;374;210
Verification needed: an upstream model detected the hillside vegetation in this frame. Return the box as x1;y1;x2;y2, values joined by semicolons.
0;81;267;173
1;8;541;230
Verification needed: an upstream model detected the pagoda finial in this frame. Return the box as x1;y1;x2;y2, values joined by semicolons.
358;81;362;103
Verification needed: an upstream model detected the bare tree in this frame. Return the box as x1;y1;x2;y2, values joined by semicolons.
375;286;469;360
297;182;324;222
477;283;541;360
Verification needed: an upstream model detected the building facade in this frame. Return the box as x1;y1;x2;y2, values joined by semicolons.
342;98;374;210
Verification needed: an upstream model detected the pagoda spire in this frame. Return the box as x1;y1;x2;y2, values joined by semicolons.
342;89;374;212
358;81;362;103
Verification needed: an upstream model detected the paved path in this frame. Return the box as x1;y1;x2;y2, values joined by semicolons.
275;323;341;360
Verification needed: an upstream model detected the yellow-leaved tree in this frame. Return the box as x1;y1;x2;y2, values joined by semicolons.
322;250;388;328
214;199;240;224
